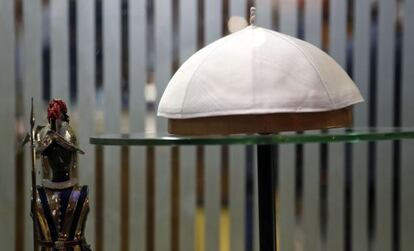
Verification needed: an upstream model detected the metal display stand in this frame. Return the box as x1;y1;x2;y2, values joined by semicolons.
257;144;277;251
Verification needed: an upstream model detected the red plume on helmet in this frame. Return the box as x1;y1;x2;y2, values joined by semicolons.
47;99;69;123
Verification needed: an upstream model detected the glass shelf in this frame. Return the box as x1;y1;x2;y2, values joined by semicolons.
90;127;414;146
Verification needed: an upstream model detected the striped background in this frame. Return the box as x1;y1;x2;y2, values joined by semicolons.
1;0;414;250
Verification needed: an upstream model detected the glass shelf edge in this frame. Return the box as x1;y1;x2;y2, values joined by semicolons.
89;130;414;146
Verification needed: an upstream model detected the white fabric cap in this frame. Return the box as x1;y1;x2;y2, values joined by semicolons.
158;26;363;119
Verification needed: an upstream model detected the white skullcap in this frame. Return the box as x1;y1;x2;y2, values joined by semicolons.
158;26;363;119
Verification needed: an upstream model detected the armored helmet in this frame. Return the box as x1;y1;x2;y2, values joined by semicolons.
35;99;84;182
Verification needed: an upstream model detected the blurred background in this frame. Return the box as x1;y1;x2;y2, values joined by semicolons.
1;0;414;250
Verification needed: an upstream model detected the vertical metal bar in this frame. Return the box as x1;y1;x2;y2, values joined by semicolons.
326;131;345;251
375;1;397;250
179;146;196;251
204;146;221;251
227;2;247;251
220;146;230;251
195;146;204;251
179;0;197;64
95;145;104;251
256;0;272;29
171;146;180;251
76;0;96;248
230;0;247;17
401;0;414;250
327;1;347;250
22;1;43;131
279;0;297;36
303;1;323;250
128;0;147;250
278;1;298;250
329;0;347;64
304;0;322;47
155;0;173;131
50;0;69;101
253;146;260;251
204;0;222;44
257;144;276;251
146;146;156;251
352;0;370;250
203;1;223;251
303;138;321;251
102;0;122;249
229;145;246;251
154;0;173;249
22;0;43;249
278;141;295;251
120;146;130;251
154;145;172;251
178;1;198;250
0;0;16;249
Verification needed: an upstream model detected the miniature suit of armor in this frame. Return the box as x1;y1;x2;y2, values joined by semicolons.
32;99;91;251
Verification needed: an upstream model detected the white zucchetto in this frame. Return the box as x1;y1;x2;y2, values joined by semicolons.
158;25;363;119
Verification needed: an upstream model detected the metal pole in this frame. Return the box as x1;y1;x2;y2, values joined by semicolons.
257;144;277;251
30;98;38;250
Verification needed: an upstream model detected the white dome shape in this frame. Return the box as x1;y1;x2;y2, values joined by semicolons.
158;25;363;119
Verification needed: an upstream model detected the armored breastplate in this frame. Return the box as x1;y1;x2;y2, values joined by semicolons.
33;184;90;251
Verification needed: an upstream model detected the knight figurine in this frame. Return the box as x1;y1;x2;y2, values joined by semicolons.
31;99;91;251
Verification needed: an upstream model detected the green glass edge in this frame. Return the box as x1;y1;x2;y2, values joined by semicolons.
89;129;414;146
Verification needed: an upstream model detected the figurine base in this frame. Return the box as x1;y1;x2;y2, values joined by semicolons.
168;106;353;135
